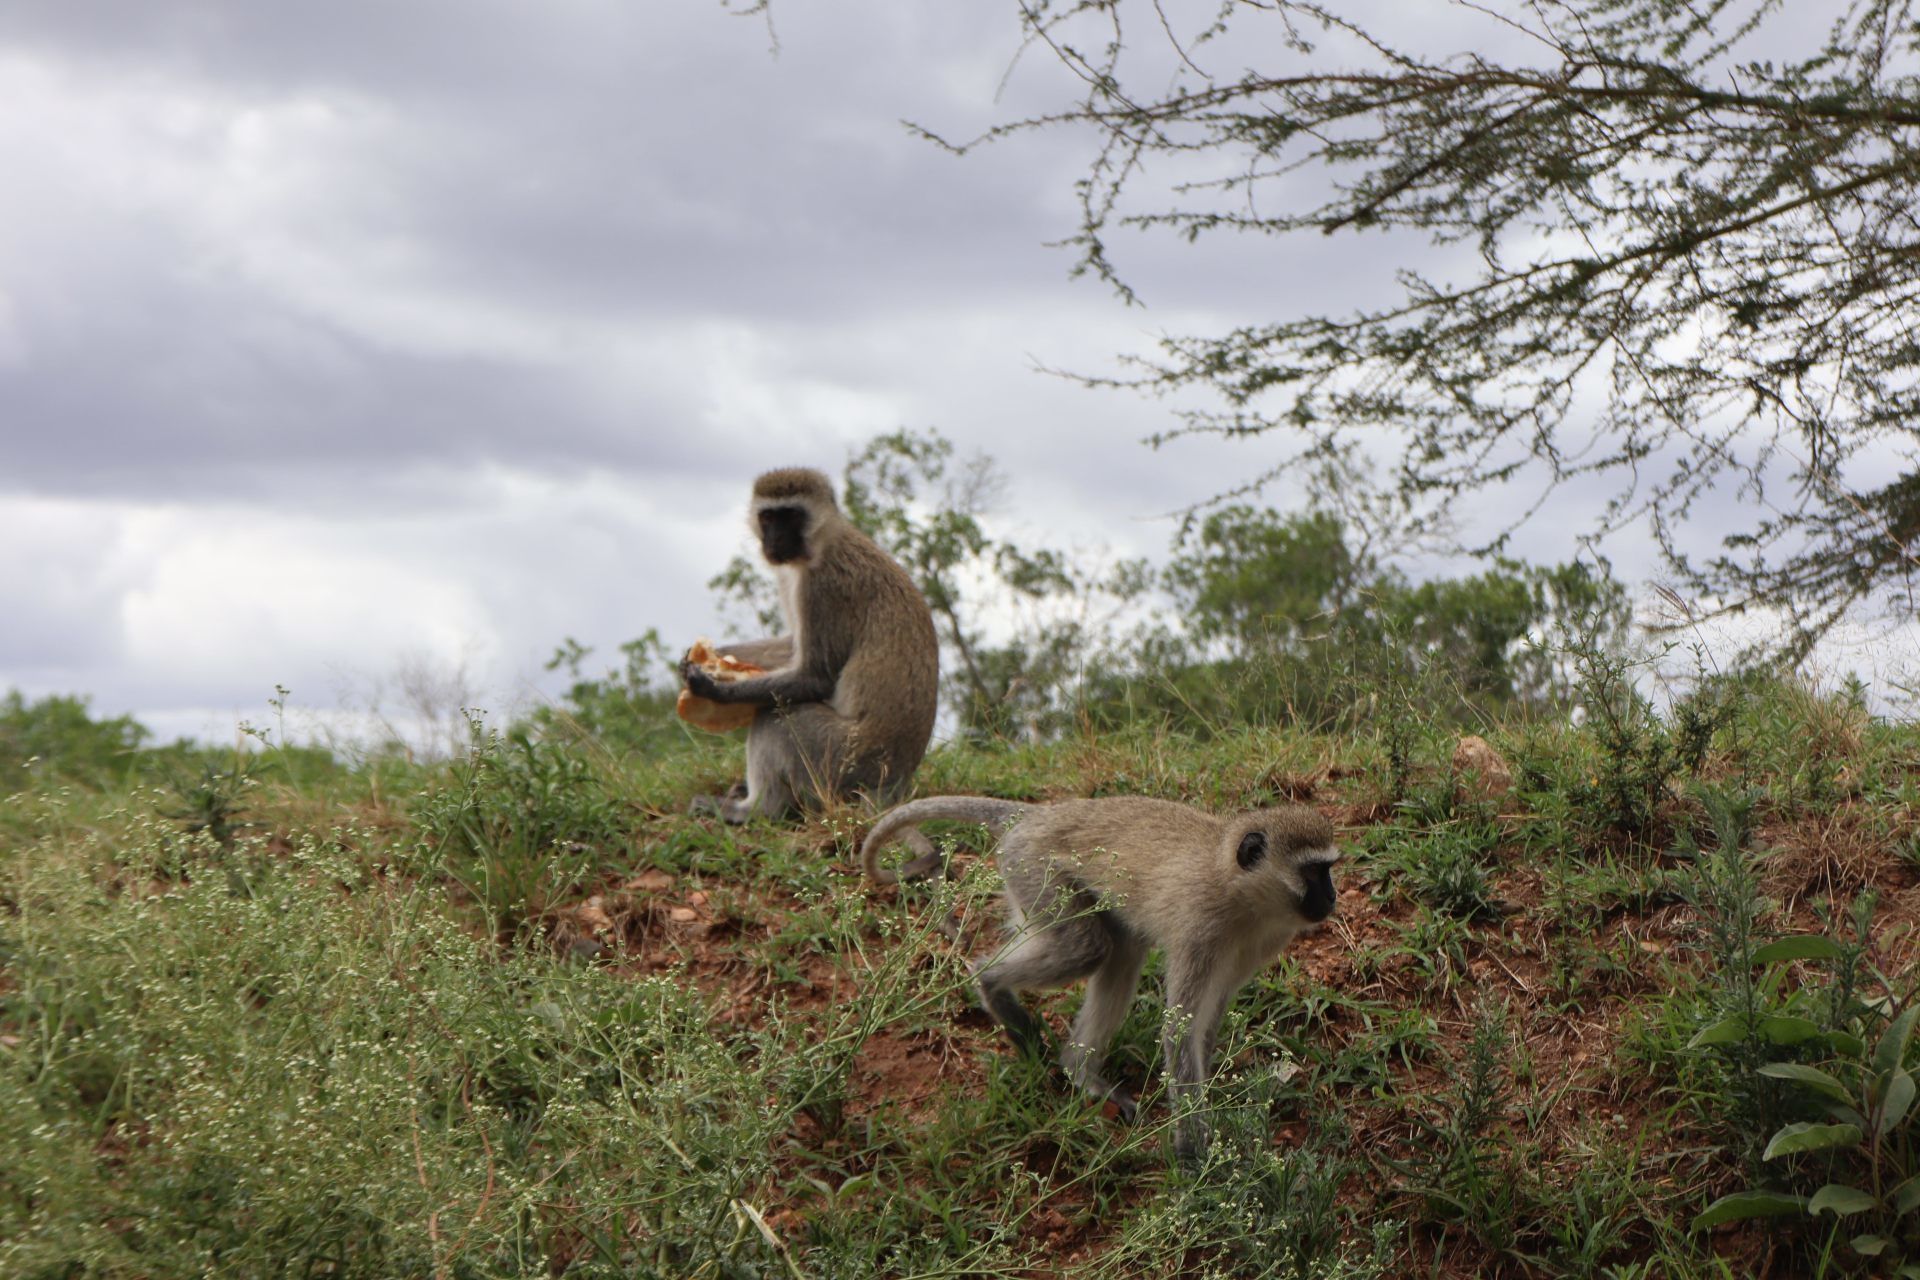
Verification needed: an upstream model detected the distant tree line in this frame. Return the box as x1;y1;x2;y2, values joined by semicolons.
3;427;1641;779
673;426;1633;747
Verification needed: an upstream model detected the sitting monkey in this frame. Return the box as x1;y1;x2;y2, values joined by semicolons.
682;467;939;823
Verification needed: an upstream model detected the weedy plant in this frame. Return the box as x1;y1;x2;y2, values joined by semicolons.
1692;894;1920;1271
1561;637;1725;846
1368;814;1506;924
411;722;631;936
1397;1000;1521;1248
1093;1057;1393;1280
156;756;261;853
1672;780;1799;1170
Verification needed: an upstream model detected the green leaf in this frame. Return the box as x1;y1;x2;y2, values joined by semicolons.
1688;1015;1748;1049
1753;936;1845;964
1759;1062;1852;1105
1764;1122;1863;1160
833;1172;876;1202
1853;1233;1889;1256
1897;1266;1920;1280
1878;1069;1916;1136
1876;1006;1920;1077
1895;1174;1920;1216
1758;1015;1826;1045
1830;1031;1869;1058
1809;1183;1879;1216
1691;1191;1809;1230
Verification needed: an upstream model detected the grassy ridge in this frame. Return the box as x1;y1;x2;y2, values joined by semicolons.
3;677;1918;1277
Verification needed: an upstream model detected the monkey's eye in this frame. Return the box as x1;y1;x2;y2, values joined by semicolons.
1235;831;1267;870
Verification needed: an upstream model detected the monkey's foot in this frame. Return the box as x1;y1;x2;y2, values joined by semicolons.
689;790;757;824
1172;1128;1210;1168
883;828;947;883
982;990;1050;1060
1069;1069;1138;1122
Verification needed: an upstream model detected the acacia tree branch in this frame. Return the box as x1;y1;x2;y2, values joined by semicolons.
972;0;1920;650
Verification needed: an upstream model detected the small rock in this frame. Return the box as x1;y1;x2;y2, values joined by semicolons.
669;906;699;923
1451;735;1514;800
688;890;708;907
575;895;614;934
626;869;674;893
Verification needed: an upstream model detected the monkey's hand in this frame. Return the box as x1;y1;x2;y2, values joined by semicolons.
679;657;730;702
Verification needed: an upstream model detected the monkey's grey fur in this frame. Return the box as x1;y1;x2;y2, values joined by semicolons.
862;794;1340;1161
683;468;939;824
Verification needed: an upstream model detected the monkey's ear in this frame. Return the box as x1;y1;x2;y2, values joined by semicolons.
1235;831;1267;870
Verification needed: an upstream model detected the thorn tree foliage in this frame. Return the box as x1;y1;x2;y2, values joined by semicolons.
950;0;1920;654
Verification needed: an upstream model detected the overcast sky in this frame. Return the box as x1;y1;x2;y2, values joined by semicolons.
0;1;1909;747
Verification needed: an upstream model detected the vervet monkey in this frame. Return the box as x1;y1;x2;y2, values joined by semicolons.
862;794;1339;1161
682;468;939;824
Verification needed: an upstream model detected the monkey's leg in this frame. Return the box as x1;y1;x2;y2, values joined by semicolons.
693;706;833;823
708;766;789;823
974;914;1111;1060
1061;926;1149;1121
722;703;852;822
1161;955;1234;1164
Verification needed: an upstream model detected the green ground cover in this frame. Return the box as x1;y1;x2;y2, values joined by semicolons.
4;674;1919;1277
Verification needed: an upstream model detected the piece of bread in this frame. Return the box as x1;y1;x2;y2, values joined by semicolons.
675;640;766;733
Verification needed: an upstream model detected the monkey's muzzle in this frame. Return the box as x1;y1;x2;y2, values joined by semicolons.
1300;864;1337;922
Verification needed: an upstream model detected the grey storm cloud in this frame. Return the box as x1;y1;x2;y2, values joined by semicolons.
0;0;1414;514
0;2;1110;504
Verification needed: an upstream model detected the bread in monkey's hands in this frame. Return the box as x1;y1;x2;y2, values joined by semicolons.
675;640;766;733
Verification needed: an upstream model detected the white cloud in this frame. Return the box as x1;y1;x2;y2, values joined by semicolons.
119;517;484;694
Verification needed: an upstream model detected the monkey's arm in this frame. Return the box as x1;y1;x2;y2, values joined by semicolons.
1161;954;1234;1164
680;654;835;706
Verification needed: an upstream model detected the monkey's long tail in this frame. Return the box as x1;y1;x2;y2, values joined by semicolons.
861;796;1033;885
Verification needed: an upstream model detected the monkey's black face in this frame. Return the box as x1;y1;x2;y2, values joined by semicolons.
757;505;810;564
1298;861;1337;922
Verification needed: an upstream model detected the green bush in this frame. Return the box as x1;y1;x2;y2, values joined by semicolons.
528;631;686;757
412;726;633;934
1365;816;1506;923
0;691;149;792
